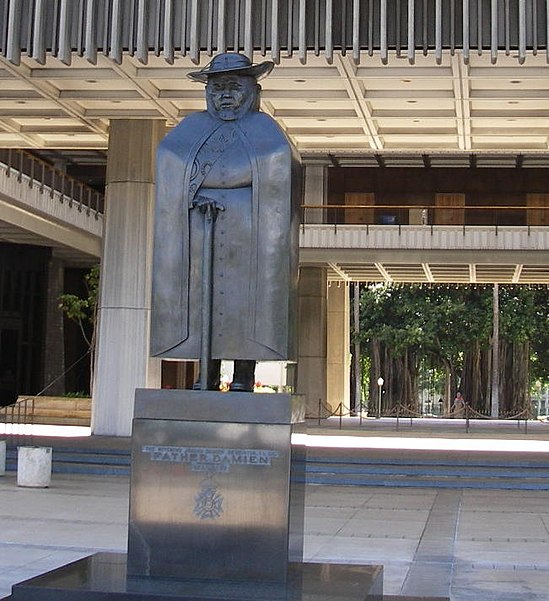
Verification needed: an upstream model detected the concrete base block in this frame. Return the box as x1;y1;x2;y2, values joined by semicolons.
10;552;384;601
0;440;5;475
17;446;52;487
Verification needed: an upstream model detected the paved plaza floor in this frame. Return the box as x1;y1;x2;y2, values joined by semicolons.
2;419;549;600
1;466;549;599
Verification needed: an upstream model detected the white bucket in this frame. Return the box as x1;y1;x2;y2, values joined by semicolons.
17;446;52;488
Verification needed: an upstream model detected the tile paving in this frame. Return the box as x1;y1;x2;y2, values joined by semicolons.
1;422;549;600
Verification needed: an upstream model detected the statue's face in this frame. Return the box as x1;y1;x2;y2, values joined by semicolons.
206;74;258;120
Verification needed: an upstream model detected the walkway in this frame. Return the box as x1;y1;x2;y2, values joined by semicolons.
1;419;549;600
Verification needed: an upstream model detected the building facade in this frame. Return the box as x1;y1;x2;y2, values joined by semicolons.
0;1;546;434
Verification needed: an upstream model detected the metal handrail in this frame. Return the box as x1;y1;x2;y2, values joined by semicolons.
0;149;104;217
303;204;549;211
301;203;548;227
0;396;35;439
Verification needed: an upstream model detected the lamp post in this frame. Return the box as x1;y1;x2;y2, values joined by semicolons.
377;377;384;418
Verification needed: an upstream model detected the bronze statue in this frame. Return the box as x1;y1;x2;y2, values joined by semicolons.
151;53;301;391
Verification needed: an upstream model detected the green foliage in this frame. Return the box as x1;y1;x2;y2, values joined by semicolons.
499;286;537;342
58;265;99;348
530;287;549;381
359;283;493;360
357;283;548;405
62;391;91;398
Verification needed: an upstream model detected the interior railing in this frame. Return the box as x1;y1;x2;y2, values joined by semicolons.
0;149;104;217
302;203;549;226
0;397;35;439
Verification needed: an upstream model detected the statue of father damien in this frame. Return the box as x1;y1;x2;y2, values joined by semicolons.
151;53;301;392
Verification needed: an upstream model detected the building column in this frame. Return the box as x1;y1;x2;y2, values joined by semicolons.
92;119;164;436
297;266;327;417
327;282;350;414
303;163;327;224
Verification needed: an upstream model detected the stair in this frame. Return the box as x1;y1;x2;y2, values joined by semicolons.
305;448;549;490
4;441;549;490
13;396;91;426
5;445;130;476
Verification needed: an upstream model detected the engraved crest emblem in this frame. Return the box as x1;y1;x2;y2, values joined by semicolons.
193;475;224;520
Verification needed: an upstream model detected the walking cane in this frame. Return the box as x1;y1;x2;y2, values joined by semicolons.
193;196;224;390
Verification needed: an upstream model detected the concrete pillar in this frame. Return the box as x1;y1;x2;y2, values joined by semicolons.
92;120;164;436
303;163;327;224
297;266;327;417
327;282;350;414
43;257;65;395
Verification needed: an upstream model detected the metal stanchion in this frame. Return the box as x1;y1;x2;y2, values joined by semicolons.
465;403;470;433
338;403;343;430
359;400;363;427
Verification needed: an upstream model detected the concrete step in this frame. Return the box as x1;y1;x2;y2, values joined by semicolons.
10;396;91;426
5;446;130;476
383;597;449;600
0;590;450;600
306;471;549;490
307;460;549;479
305;448;549;490
5;441;549;490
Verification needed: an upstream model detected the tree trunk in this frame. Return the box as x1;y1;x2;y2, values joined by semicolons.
368;344;421;414
369;339;382;413
462;341;490;412
500;340;530;415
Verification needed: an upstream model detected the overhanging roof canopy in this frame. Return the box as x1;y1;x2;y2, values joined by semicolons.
0;3;546;281
1;51;549;154
0;1;545;153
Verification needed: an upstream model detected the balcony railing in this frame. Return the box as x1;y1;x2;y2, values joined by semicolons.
0;149;104;218
302;203;549;227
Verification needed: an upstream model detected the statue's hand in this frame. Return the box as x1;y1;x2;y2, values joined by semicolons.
192;195;225;216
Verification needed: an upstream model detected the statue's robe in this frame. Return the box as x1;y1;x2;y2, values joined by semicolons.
151;110;301;362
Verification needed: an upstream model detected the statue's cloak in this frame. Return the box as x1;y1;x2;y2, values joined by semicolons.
151;110;301;361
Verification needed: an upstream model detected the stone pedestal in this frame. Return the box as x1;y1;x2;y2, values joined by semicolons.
0;440;5;475
128;389;305;582
17;447;52;487
9;391;384;601
11;552;384;601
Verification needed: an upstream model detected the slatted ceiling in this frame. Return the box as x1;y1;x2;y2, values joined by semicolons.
0;0;546;67
384;264;429;281
0;7;547;156
325;262;548;284
428;264;472;282
475;266;521;283
520;266;549;283
0;46;548;152
335;263;385;281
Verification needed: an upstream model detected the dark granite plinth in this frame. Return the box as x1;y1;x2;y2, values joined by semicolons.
10;553;383;601
128;391;306;582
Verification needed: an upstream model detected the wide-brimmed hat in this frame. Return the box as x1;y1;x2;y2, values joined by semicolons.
187;53;274;83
